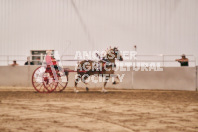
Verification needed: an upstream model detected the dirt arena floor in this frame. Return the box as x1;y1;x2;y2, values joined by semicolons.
0;87;198;132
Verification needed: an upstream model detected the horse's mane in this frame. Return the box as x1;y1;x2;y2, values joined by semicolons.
105;47;118;56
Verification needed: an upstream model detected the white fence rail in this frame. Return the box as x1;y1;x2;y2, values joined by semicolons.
0;54;196;67
61;54;196;67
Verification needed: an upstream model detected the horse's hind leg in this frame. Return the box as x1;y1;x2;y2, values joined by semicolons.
102;77;109;93
74;74;81;93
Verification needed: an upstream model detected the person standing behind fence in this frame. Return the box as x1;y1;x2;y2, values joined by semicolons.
10;60;19;66
175;54;189;66
24;56;34;65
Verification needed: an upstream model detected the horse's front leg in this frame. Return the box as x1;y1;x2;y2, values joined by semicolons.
112;74;120;84
102;76;109;93
81;74;90;92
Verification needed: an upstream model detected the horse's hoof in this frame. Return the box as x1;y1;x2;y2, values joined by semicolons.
101;89;108;93
74;90;79;93
112;81;116;84
86;87;89;92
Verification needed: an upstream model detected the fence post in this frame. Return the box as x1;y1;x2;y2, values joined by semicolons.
7;56;9;65
162;55;164;67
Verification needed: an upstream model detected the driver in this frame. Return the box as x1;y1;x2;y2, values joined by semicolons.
45;50;64;81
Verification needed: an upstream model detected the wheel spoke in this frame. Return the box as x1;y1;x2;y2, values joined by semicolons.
38;84;44;91
58;82;64;87
35;83;42;88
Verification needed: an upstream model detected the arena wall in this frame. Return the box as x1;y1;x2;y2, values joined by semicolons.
132;67;196;91
197;66;198;91
0;66;37;87
0;66;197;91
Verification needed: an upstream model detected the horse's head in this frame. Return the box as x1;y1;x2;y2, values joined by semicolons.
106;47;123;61
113;47;123;61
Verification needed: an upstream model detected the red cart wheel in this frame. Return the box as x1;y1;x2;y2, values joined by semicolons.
32;66;58;93
55;73;69;92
